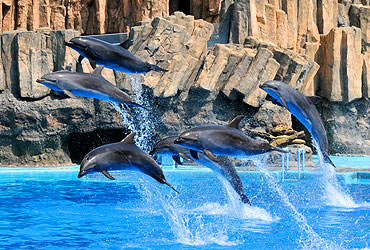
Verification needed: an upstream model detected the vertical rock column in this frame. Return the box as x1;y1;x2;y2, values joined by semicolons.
229;0;258;44
318;27;363;103
16;29;53;99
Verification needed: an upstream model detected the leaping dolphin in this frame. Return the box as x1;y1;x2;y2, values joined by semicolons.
151;136;252;205
174;115;288;161
260;80;335;168
78;132;178;193
36;66;145;109
150;136;193;165
65;36;167;73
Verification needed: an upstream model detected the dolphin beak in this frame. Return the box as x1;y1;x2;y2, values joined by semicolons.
78;170;87;178
36;78;45;84
64;41;73;47
259;83;267;90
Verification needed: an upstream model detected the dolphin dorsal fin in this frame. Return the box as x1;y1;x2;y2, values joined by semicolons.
306;96;322;105
78;55;85;65
119;39;133;49
227;115;244;129
91;65;104;76
122;132;136;144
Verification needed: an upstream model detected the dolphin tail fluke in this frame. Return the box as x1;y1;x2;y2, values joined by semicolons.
240;194;252;206
323;152;336;168
149;64;168;73
163;181;179;194
271;146;290;154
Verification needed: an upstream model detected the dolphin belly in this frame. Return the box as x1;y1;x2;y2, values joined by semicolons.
211;147;249;158
39;82;64;92
95;59;145;74
68;89;114;102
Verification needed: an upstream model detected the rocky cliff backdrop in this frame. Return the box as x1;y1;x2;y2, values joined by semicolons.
0;0;369;166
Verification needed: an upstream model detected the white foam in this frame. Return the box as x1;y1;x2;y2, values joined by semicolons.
250;156;338;250
314;140;358;208
191;202;278;222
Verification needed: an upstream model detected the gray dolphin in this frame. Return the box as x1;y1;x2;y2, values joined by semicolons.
36;66;144;109
151;136;252;205
260;80;335;168
150;136;193;165
174;115;288;161
78;132;178;193
65;36;167;73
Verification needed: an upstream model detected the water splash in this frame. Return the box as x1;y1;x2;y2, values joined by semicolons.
131;175;240;246
313;140;357;208
109;75;157;152
250;155;338;250
216;175;277;222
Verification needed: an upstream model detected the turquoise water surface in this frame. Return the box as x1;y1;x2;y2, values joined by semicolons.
0;160;369;250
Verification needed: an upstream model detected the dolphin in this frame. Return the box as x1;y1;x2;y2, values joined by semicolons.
151;136;252;205
65;36;167;73
150;136;193;165
260;80;335;168
78;132;178;193
36;66;144;109
174;115;288;162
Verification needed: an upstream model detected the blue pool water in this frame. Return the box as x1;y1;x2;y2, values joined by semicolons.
0;165;369;250
312;155;370;168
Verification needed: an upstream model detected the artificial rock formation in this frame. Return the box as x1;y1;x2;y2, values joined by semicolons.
0;0;224;35
1;2;370;165
0;14;304;165
320;98;370;155
109;13;318;109
224;1;370;103
317;26;363;103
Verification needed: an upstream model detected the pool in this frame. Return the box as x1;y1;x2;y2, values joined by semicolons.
0;165;369;250
312;155;370;168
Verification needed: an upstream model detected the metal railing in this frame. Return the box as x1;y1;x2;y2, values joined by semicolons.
281;147;305;181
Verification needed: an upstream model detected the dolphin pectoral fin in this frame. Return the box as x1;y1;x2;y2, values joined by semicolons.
306;96;322;105
203;149;219;162
63;89;77;99
271;98;283;107
163;181;179;193
119;39;133;49
179;153;192;162
88;58;96;69
172;155;182;165
102;170;115;180
240;194;252;206
78;55;84;65
228;115;244;129
190;150;199;160
276;93;289;110
91;65;104;75
122;132;136;144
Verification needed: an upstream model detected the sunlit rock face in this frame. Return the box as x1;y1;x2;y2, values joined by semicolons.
0;0;223;34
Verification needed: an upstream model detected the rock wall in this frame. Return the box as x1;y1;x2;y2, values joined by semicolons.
225;0;370;102
0;14;299;166
319;99;370;155
0;0;223;34
0;2;370;165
